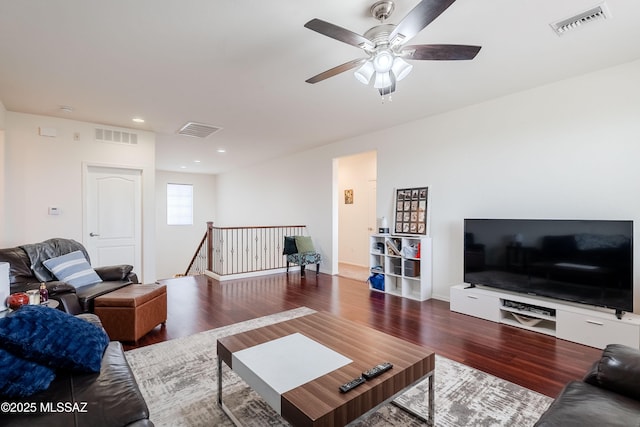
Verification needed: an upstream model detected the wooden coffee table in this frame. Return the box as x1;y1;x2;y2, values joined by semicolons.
217;311;435;426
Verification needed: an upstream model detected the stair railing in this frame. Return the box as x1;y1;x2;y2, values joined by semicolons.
184;221;214;276
185;222;307;278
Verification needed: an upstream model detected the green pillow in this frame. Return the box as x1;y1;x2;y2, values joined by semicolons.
294;236;315;253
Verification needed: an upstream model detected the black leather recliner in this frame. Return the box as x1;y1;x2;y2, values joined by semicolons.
0;238;138;314
535;344;640;426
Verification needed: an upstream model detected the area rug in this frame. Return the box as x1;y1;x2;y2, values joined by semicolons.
125;307;552;426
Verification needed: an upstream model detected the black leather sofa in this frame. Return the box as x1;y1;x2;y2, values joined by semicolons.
535;344;640;427
0;238;138;314
1;313;153;427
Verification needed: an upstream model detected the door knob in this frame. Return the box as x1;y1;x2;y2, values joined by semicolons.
90;232;100;237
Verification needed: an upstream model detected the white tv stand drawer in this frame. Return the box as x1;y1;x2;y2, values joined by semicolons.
557;309;640;349
450;285;500;322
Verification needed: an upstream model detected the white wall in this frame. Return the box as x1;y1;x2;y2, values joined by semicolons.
155;170;216;280
2;112;157;282
215;59;640;311
214;137;375;274
337;151;376;267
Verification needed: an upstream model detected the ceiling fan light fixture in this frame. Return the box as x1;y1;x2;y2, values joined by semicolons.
373;71;392;89
391;57;413;81
354;61;375;85
303;0;482;100
373;50;394;73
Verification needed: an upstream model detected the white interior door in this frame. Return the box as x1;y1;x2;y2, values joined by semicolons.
84;166;142;274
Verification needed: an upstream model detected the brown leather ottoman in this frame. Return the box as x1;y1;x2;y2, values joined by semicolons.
94;284;167;342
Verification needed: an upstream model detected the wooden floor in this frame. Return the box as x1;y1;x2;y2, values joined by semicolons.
127;272;602;398
337;262;369;282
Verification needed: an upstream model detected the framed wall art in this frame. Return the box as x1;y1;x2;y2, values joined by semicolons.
393;186;430;236
344;189;354;204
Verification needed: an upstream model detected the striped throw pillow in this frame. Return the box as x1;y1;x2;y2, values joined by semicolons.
42;250;102;288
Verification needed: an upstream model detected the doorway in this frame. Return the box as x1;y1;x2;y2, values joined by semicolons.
83;165;142;275
336;151;377;282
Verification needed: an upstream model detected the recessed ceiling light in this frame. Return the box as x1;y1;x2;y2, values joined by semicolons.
132;117;145;123
217;149;226;153
180;166;187;169
194;160;201;163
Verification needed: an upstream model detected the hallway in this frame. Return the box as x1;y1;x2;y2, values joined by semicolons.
338;262;369;282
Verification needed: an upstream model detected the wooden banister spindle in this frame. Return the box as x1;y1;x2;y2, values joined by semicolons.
207;221;214;272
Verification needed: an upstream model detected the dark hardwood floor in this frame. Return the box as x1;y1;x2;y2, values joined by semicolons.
126;272;602;398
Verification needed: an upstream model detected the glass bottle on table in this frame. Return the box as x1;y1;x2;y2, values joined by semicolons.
39;282;49;304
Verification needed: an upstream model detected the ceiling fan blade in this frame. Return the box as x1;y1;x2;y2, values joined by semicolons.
306;58;367;84
304;19;374;50
402;44;481;60
389;0;457;45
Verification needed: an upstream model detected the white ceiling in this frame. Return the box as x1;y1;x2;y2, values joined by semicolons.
1;0;639;174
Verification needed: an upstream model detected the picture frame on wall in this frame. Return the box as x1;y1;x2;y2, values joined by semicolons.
344;189;354;204
393;186;430;236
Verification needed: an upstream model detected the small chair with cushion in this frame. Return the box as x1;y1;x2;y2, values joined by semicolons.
283;236;321;277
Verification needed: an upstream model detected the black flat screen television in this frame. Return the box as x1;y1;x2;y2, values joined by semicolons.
464;219;634;314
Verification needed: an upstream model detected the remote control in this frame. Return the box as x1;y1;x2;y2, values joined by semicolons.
362;362;393;380
339;376;365;393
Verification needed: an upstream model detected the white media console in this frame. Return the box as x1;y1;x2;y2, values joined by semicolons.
450;283;640;349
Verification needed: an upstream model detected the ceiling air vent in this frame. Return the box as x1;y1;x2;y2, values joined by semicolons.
95;127;138;145
176;122;222;138
550;3;611;36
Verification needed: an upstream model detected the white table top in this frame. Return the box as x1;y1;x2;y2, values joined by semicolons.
231;332;352;414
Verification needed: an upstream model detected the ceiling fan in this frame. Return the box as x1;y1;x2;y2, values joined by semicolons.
304;0;481;97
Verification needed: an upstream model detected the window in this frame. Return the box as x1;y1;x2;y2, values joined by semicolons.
167;183;193;225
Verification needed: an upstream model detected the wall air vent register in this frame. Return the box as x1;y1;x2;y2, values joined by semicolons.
95;127;138;145
550;3;611;36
